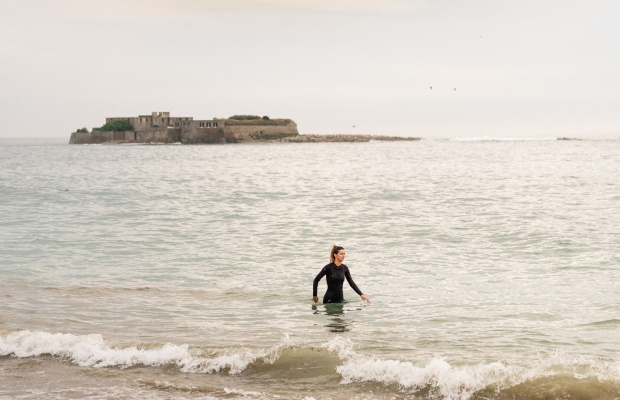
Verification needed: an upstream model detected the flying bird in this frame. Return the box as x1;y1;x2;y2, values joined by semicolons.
430;86;433;90
453;88;457;91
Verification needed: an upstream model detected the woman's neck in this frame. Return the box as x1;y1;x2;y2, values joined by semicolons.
334;261;342;266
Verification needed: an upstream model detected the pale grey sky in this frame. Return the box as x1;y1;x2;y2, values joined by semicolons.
1;0;619;138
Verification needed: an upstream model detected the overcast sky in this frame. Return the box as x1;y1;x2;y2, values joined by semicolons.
1;0;619;138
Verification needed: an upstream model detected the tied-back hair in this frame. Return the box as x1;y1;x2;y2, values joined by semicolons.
330;245;344;264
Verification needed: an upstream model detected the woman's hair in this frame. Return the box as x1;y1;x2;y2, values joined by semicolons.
330;245;344;263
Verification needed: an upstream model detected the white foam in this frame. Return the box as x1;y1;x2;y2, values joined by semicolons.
224;387;262;395
323;337;620;400
449;136;558;142
0;330;294;375
224;387;270;398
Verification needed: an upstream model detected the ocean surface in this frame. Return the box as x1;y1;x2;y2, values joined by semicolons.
1;136;619;399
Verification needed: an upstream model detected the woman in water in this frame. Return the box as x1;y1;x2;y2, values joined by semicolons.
313;245;370;304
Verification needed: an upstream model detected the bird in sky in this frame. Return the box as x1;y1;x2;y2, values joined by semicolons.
453;88;457;91
430;86;433;90
352;125;355;128
478;36;483;39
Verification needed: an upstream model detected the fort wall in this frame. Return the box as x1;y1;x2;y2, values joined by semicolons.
224;121;298;142
181;127;227;144
136;128;181;143
69;129;181;144
69;131;118;144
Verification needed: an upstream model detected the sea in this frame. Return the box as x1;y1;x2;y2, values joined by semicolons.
1;136;619;400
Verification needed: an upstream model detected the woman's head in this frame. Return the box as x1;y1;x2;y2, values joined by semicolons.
330;245;345;264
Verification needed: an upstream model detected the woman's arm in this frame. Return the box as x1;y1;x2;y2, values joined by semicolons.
345;268;370;303
313;267;327;302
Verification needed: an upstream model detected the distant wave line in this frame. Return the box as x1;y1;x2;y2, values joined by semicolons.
449;136;560;142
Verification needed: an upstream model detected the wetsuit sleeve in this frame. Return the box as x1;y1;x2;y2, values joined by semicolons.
313;267;327;296
345;267;363;296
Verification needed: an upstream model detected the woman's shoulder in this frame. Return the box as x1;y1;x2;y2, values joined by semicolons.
323;263;334;269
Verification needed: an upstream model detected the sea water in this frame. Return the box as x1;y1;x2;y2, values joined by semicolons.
1;137;619;399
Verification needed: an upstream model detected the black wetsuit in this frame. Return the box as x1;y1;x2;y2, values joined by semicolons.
313;263;363;303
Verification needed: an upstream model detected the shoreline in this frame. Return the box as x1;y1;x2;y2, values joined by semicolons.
93;134;422;145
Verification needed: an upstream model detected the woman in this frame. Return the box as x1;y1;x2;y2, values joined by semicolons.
313;245;370;304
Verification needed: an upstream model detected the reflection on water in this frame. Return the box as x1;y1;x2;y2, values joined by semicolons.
324;303;348;333
312;303;359;333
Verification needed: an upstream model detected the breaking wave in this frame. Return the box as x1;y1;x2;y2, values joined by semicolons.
4;329;620;399
0;329;293;374
324;337;620;399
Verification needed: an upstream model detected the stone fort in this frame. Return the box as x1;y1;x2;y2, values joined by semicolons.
69;112;298;144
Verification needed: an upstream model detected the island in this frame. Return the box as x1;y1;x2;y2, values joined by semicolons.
69;112;421;144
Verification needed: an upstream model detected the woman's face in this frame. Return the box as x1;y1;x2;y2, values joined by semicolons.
334;249;345;263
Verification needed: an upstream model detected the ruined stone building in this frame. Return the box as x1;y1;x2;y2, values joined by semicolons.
70;112;298;144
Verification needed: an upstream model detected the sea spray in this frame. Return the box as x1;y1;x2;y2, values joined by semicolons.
0;329;294;374
322;336;620;400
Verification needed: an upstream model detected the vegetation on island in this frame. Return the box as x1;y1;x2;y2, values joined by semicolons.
225;118;292;126
228;115;270;121
94;120;134;132
229;115;261;120
76;127;89;133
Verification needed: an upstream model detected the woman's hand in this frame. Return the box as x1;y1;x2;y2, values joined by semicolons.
361;295;370;303
313;296;319;303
